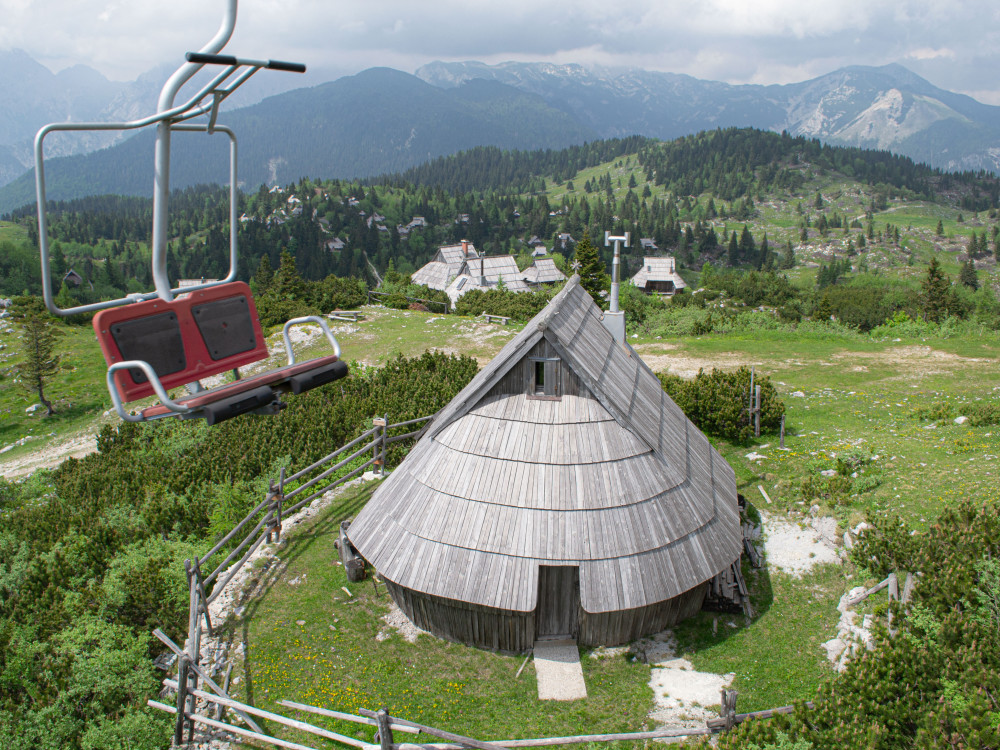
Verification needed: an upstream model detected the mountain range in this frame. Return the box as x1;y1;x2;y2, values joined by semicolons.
3;55;1000;214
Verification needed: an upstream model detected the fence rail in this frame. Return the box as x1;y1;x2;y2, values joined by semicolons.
167;413;433;744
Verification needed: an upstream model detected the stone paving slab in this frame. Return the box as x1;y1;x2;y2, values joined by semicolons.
533;639;587;700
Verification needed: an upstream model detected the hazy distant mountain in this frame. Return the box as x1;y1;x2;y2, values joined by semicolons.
417;61;1000;173
0;68;595;213
6;57;1000;213
0;50;331;189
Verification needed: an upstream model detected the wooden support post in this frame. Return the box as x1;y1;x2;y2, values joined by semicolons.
754;385;761;438
184;559;201;742
217;663;233;721
380;414;388;475
719;689;738;732
887;572;899;634
901;572;915;605
375;709;394;750
174;654;189;746
192;559;213;636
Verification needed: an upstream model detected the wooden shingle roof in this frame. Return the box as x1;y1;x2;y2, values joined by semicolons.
411;243;478;290
522;258;567;285
631;256;687;290
349;276;740;614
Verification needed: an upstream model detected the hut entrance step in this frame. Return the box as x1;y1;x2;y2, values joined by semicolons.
533;639;587;701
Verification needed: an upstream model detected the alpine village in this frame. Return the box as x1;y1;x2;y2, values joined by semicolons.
1;2;999;750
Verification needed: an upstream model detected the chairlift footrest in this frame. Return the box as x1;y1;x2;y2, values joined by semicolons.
200;385;276;425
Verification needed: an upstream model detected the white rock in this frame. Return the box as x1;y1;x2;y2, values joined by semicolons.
954;416;969;424
791;391;805;397
821;469;837;477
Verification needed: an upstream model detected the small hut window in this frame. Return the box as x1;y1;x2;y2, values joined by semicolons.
529;357;561;399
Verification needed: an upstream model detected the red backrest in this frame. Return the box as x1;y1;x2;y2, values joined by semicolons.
93;281;269;402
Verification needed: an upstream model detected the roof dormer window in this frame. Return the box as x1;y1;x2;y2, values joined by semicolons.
529;357;561;399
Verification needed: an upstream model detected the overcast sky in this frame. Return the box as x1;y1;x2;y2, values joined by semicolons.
3;0;1000;103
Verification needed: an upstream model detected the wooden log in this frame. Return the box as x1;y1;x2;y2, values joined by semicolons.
278;700;420;733
515;651;532;679
148;700;328;750
153;628;263;735
846;576;891;607
757;485;772;505
359;709;510;750
389;725;712;749
180;683;371;749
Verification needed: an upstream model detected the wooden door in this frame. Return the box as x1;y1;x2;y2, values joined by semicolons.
535;566;580;639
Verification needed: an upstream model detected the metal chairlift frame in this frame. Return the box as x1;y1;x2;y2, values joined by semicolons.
34;0;347;423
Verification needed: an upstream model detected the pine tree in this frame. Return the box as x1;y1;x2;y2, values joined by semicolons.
573;231;608;306
959;258;979;290
16;311;63;416
921;256;951;323
936;219;944;236
272;249;307;300
254;254;274;292
727;231;739;267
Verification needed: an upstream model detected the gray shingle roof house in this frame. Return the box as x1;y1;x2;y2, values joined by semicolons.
444;255;530;307
410;241;478;290
631;256;687;296
348;276;742;651
521;258;567;287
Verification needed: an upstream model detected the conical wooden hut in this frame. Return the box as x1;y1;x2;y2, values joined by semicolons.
348;276;742;651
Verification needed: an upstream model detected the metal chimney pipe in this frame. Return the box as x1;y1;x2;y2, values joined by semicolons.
602;231;629;343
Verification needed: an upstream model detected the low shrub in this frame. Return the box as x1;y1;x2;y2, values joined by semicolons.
658;365;784;443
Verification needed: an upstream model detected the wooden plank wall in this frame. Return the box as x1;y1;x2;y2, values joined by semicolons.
387;580;708;651
387;581;535;653
486;337;583;399
579;583;707;646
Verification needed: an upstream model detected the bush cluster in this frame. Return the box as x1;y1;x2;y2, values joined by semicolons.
657;365;784;443
722;500;1000;750
453;287;556;321
0;351;478;748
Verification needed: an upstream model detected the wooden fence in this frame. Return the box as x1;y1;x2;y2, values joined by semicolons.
158;413;433;745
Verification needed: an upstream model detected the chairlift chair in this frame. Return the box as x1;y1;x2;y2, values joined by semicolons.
34;0;347;424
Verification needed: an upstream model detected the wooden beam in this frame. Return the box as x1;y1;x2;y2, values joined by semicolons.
166;682;373;749
845;576;891;607
359;709;510;750
146;700;324;750
152;628;263;735
279;700;420;734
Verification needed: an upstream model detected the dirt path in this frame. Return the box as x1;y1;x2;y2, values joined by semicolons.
0;429;100;480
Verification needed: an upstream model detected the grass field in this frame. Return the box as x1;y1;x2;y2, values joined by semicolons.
208;305;1000;748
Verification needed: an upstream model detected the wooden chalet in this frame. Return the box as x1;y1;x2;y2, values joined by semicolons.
444;255;530;307
349;276;742;651
521;258;567;287
410;240;478;291
631;256;687;296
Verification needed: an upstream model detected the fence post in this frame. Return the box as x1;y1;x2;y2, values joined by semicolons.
375;708;394;750
372;416;387;474
754;385;761;438
174;654;189;746
184;559;201;743
720;688;738;732
379;414;389;475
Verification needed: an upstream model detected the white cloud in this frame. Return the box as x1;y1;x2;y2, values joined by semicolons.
906;47;956;60
0;0;997;98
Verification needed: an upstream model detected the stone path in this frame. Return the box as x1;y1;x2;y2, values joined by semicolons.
533;639;587;701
